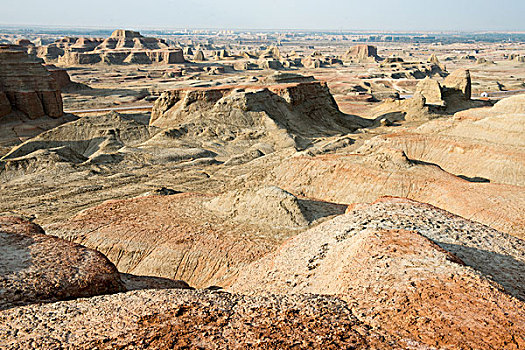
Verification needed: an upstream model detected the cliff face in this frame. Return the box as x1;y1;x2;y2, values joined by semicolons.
37;30;182;65
0;45;63;120
342;44;382;63
151;81;371;145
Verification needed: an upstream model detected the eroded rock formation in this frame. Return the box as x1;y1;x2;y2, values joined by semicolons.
46;191;346;288
0;45;63;120
0;216;124;310
232;198;525;349
269;146;525;237
150;81;371;151
0;289;400;349
372;69;487;120
36;30;184;65
342;44;382;63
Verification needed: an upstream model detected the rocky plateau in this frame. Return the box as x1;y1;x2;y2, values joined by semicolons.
0;27;524;349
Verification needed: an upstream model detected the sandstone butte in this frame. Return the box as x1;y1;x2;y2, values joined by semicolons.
342;44;382;63
0;45;63;120
34;29;185;65
149;80;372;135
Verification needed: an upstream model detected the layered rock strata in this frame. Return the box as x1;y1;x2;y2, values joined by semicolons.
0;45;63;120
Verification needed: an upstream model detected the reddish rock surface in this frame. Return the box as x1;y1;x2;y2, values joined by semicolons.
0;45;63;120
0;216;124;310
46;193;280;288
270;149;525;238
46;191;346;288
0;289;401;349
232;198;525;349
360;131;525;186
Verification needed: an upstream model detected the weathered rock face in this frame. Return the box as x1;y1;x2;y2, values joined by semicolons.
372;69;485;120
269;146;525;238
150;81;371;150
0;45;63;120
46;191;346;288
414;77;444;105
43;64;71;89
487;93;525;114
232;198;525;349
0;289;401;349
443;68;471;100
0;216;125;310
342;44;382;63
379;59;447;79
39;30;180;65
58;48;184;65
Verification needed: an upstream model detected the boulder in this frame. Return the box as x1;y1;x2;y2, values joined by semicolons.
0;216;125;310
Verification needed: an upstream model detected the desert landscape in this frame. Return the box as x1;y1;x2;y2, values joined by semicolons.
0;3;524;349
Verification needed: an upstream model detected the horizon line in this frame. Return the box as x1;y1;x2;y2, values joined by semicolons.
1;24;524;34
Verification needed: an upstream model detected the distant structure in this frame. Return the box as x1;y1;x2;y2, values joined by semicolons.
31;29;185;65
342;45;382;63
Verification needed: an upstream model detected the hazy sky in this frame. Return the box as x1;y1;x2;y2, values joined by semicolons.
2;0;524;31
